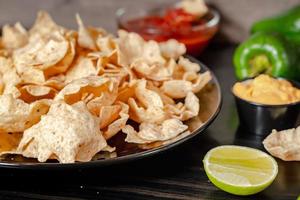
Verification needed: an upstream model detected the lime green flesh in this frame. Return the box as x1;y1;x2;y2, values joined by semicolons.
249;54;273;77
203;145;278;196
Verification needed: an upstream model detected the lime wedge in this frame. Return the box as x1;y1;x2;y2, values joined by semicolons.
203;145;278;196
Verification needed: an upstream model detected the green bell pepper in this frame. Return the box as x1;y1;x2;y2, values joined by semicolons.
251;6;300;46
233;32;300;80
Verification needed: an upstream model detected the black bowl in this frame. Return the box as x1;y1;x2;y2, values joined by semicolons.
232;78;300;136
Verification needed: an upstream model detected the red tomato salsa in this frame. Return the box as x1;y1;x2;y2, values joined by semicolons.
119;8;219;56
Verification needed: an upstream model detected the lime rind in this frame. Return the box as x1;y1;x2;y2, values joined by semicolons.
203;145;278;196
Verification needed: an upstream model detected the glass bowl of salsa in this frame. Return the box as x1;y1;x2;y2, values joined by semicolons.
116;3;220;56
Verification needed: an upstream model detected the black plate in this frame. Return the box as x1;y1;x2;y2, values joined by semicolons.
0;56;222;170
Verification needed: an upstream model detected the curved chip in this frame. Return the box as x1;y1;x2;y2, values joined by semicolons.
127;80;166;123
43;74;66;90
18;85;57;103
165;92;200;121
43;36;76;77
128;97;166;124
135;80;163;108
161;80;193;99
0;132;22;154
102;102;129;140
65;56;97;83
76;14;106;50
117;30;165;66
55;76;118;105
161;71;211;98
2;22;28;49
96;35;116;55
29;11;65;39
122;118;188;144
0;94;51;132
0;57;21;97
16;101;107;163
131;59;172;81
159;39;186;60
263;127;300;161
178;56;200;73
13;31;70;81
180;0;208;17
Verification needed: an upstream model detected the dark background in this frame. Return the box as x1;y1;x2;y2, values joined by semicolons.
0;0;299;200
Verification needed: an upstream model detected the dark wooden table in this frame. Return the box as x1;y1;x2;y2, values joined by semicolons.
0;1;299;199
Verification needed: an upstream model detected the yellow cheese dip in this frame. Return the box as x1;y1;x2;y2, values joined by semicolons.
233;75;300;105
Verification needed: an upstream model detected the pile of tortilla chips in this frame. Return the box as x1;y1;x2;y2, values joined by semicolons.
0;11;211;163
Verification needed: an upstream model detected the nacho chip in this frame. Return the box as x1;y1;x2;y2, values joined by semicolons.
19;85;57;103
0;132;22;153
2;22;28;49
178;56;200;73
128;97;166;123
159;39;186;60
180;0;208;17
161;71;211;98
135;80;163;108
99;105;122;129
102;102;129;140
165;92;200;121
96;35;116;55
116;83;136;103
161;80;193;99
131;59;172;81
127;80;166;123
29;11;65;39
76;14;97;50
43;74;66;90
0;57;21;97
147;82;175;105
43;36;76;77
117;30;165;66
13;31;70;80
65;56;97;83
55;76;118;105
263;127;300;161
0;94;51;132
123;118;188;144
16;101;107;163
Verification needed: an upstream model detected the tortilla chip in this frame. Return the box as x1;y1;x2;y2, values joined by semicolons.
123;118;188;144
178;56;200;73
131;59;172;81
76;14;97;50
2;22;28;49
102;102;129;140
0;132;22;154
17;101;107;163
263;127;300;161
128;97;166;124
180;0;208;17
159;39;186;60
18;85;57;103
117;30;165;66
29;11;65;39
0;94;51;132
55;76;118;105
165;92;200;121
65;56;97;83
